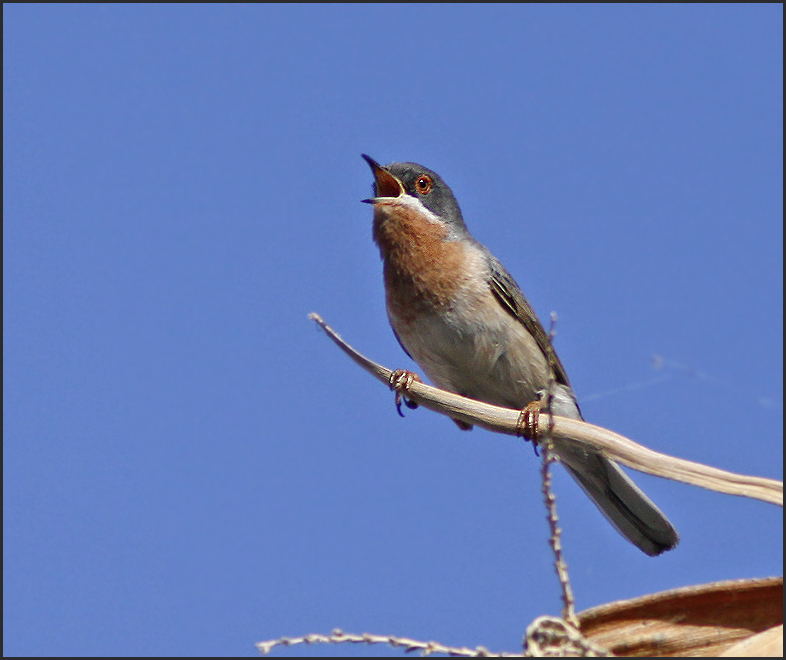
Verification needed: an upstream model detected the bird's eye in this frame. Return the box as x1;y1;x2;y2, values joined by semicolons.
415;175;433;195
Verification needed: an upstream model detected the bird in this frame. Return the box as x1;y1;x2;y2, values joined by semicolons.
361;154;679;556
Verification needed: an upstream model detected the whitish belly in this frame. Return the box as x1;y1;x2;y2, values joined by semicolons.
392;304;552;411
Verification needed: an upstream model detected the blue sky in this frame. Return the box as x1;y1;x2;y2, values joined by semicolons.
4;4;782;657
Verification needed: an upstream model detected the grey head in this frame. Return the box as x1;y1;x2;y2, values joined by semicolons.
362;154;469;236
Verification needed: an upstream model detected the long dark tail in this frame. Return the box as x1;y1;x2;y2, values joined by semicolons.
557;444;679;556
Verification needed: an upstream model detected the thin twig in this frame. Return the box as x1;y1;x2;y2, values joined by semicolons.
256;628;523;657
524;616;610;656
541;313;576;627
541;447;577;628
256;622;608;657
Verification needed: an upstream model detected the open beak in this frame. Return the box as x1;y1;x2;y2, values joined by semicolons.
361;154;405;203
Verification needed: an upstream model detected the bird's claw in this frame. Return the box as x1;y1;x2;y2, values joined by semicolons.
389;369;422;417
517;400;544;455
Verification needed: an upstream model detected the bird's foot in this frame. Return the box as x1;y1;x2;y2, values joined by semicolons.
517;400;545;454
388;369;422;417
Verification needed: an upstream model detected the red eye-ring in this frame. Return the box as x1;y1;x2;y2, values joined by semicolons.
415;175;433;195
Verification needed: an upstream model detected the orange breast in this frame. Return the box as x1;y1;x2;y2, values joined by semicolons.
373;203;473;326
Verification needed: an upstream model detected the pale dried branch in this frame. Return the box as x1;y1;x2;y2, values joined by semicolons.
309;313;782;507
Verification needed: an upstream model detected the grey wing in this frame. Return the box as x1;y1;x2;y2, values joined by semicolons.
484;250;679;555
485;252;573;390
